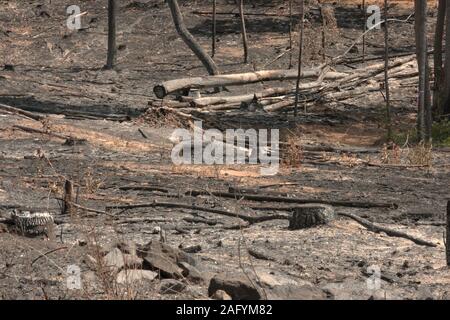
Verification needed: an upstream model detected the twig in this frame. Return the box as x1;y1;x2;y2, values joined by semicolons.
187;190;398;209
0;103;44;121
338;212;437;247
106;200;288;224
31;246;68;266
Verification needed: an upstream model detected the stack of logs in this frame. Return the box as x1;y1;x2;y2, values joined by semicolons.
151;55;418;115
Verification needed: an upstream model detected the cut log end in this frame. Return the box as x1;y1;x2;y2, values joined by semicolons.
289;204;335;229
154;85;168;99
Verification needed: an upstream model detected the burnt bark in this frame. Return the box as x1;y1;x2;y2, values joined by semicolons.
447;200;450;266
294;0;305;117
433;0;446;116
414;0;432;141
237;0;249;63
105;0;117;70
167;0;219;76
444;0;450;116
212;0;217;57
62;180;74;215
384;0;392;140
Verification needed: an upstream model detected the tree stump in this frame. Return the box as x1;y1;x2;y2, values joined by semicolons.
289;204;335;229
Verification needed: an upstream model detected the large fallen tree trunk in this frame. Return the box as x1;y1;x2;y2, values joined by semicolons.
153;69;347;98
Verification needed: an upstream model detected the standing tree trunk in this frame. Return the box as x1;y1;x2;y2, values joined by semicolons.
384;0;392;140
320;4;327;62
362;0;366;63
294;0;305;117
288;0;293;69
434;0;446;117
447;200;450;266
212;0;217;57
238;0;249;63
167;0;219;75
443;0;450;116
415;0;432;141
105;0;117;70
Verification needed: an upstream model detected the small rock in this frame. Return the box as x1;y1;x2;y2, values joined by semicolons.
151;226;161;234
103;248;125;272
181;244;202;254
140;241;187;278
144;252;183;278
179;262;204;283
208;273;261;300
255;271;299;289
123;254;143;269
212;290;232;300
116;240;137;255
415;286;435;300
160;279;186;294
116;270;157;285
267;284;327;300
289;204;335;229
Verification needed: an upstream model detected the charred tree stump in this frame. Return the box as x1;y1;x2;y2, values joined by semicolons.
288;204;335;229
62;180;74;215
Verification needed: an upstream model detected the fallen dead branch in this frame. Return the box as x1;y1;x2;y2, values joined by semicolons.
13;125;77;142
187;190;398;209
31;246;68;266
338;212;437;247
106;200;288;224
0;103;45;121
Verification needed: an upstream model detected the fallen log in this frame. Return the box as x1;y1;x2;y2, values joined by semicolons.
191;87;291;107
13;125;74;141
338;212;437;247
191;82;321;107
320;84;380;101
0;103;44;121
153;69;347;98
322;55;415;91
186;190;398;209
264;98;298;112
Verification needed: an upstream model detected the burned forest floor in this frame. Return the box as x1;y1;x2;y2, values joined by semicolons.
1;0;450;300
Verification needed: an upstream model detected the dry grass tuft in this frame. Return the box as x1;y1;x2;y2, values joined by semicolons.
280;129;303;168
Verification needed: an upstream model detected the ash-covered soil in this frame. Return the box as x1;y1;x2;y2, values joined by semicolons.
0;0;449;300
